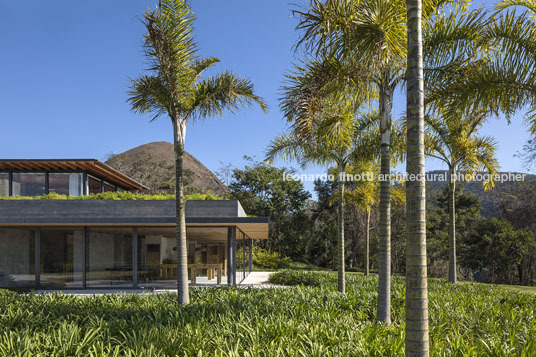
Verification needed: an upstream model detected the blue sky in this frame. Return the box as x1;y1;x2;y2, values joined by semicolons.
0;0;532;193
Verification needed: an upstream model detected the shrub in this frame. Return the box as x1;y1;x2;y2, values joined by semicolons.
252;247;291;269
268;269;331;286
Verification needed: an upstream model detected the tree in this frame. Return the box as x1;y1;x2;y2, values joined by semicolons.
127;0;266;305
228;161;312;259
292;0;471;324
267;96;376;293
461;218;535;284
424;106;498;283
406;0;429;355
427;0;536;138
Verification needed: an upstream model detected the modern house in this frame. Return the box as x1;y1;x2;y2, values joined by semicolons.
0;160;269;290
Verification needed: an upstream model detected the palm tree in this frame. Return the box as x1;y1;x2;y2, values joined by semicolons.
424;106;498;283
405;0;429;355
127;0;266;305
267;94;375;293
343;160;405;276
427;0;536;136
292;0;473;324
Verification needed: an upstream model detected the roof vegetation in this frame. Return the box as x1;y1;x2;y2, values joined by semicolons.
0;192;223;201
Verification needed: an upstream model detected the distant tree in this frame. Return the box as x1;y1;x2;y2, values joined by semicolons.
228;161;312;259
127;0;266;305
424;106;498;284
461;218;535;284
427;186;481;278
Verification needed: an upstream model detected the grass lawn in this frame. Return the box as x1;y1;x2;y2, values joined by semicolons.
1;271;535;356
497;283;536;295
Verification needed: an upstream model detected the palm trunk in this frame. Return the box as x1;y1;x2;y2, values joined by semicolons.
338;163;346;293
365;208;371;276
448;167;457;284
174;121;190;305
405;0;429;356
377;80;393;324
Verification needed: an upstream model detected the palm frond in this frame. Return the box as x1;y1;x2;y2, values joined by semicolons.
127;75;172;121
189;71;267;122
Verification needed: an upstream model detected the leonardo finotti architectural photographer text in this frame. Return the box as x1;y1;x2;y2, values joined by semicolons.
283;171;527;183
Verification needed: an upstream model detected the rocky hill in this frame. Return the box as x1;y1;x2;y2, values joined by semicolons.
106;142;228;196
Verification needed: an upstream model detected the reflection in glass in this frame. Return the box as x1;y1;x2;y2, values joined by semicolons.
88;175;102;194
12;173;46;196
103;181;115;192
40;229;84;288
88;227;132;287
0;229;35;288
0;173;8;197
49;173;83;196
137;227;177;289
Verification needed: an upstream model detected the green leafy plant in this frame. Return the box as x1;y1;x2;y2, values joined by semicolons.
252;246;291;269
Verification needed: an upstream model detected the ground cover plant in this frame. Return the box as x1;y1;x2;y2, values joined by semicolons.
0;271;534;356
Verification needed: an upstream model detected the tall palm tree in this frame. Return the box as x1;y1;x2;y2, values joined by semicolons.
424;106;498;283
267;96;375;293
127;0;266;305
343;160;405;276
427;0;536;136
405;0;429;355
293;0;472;324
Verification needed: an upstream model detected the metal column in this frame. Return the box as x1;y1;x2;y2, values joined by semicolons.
35;229;40;288
83;227;88;289
227;227;236;286
248;239;253;273
132;228;138;288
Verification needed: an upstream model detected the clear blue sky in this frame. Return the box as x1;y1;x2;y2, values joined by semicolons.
0;0;531;193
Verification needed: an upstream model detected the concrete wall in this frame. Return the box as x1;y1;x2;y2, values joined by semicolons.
0;200;248;224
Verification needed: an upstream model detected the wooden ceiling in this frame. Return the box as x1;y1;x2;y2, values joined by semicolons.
0;159;147;191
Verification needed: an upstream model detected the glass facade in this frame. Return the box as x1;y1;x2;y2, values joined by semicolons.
103;181;115;192
0;226;251;289
0;171;128;197
48;173;83;196
0;173;8;197
88;227;133;287
137;227;177;288
88;175;102;194
40;228;84;288
0;228;35;288
12;173;46;196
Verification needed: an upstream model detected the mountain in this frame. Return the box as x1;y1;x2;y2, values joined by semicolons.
105;142;228;196
425;170;536;217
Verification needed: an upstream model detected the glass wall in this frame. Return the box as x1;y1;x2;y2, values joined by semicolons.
0;229;35;288
40;228;84;288
49;173;83;196
12;173;46;196
236;231;250;283
87;227;132;287
137;227;177;288
88;175;102;194
103;182;115;192
0;173;8;197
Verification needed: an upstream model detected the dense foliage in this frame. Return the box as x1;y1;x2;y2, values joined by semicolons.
228;160;312;258
1;272;535;356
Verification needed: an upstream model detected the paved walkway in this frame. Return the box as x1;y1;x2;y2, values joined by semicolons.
36;272;278;295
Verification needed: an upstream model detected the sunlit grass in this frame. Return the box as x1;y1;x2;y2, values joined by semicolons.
0;271;535;356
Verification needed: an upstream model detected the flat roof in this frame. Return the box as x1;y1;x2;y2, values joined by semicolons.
0;159;147;191
0;200;269;239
